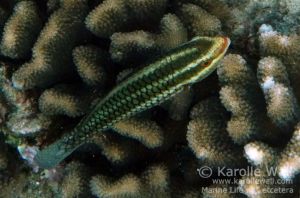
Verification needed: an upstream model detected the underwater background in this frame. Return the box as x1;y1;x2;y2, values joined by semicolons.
0;0;299;197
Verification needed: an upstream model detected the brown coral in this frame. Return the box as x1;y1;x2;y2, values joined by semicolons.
112;117;164;148
90;164;170;198
187;97;246;168
179;3;221;37
73;45;108;86
12;0;89;90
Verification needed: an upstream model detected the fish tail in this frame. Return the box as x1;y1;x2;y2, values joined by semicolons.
34;137;83;169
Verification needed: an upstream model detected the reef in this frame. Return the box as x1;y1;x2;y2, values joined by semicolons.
0;0;300;197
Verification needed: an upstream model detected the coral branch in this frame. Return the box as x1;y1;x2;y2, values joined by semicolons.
187;97;245;167
73;45;108;86
12;0;89;89
0;1;42;59
112;118;164;148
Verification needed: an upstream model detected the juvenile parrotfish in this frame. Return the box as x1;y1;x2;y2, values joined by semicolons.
34;36;230;168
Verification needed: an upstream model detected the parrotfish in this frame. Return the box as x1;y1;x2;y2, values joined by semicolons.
34;36;230;168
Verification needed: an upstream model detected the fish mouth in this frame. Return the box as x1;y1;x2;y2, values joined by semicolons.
216;36;231;59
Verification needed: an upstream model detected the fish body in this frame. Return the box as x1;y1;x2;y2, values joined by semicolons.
34;36;230;168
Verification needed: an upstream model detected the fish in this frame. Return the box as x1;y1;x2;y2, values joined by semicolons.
34;36;230;169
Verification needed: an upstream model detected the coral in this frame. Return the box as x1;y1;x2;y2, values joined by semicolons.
110;30;158;65
90;164;170;198
217;54;267;144
0;172;55;198
90;173;142;197
60;162;90;198
92;132;147;165
0;63;35;112
0;1;42;59
258;25;300;100
46;0;60;13
125;0;168;26
259;26;300;57
72;45;108;86
165;87;193;121
277;123;300;180
239;171;296;198
187;97;246;167
12;0;89;90
0;62;53;137
282;0;300;14
38;84;90;117
85;0;129;38
244;141;277;167
109;13;187;65
85;0;167;38
112;117;164;148
155;13;188;51
179;3;221;37
7;112;51;136
257;57;300;129
91;175;141;197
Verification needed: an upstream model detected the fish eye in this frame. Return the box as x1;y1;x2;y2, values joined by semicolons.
203;60;212;67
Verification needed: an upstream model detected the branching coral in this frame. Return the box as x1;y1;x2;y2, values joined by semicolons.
165;87;193;121
259;25;300;58
38;85;89;117
0;62;52;137
125;0;168;27
60;162;90;198
12;0;89;90
187;97;246;168
239;171;296;198
0;1;42;59
92;132;146;165
46;0;60;13
240;138;299;197
217;54;267;144
0;172;55;198
110;30;158;65
277;123;300;180
155;13;188;52
244;141;278;167
85;0;167;38
179;3;221;37
109;13;187;65
85;0;129;38
90;173;143;197
72;45;108;86
90;164;170;198
7;112;51;136
257;56;300;129
258;25;300;100
112;117;164;149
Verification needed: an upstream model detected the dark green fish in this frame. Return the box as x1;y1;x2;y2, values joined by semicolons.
34;36;230;168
